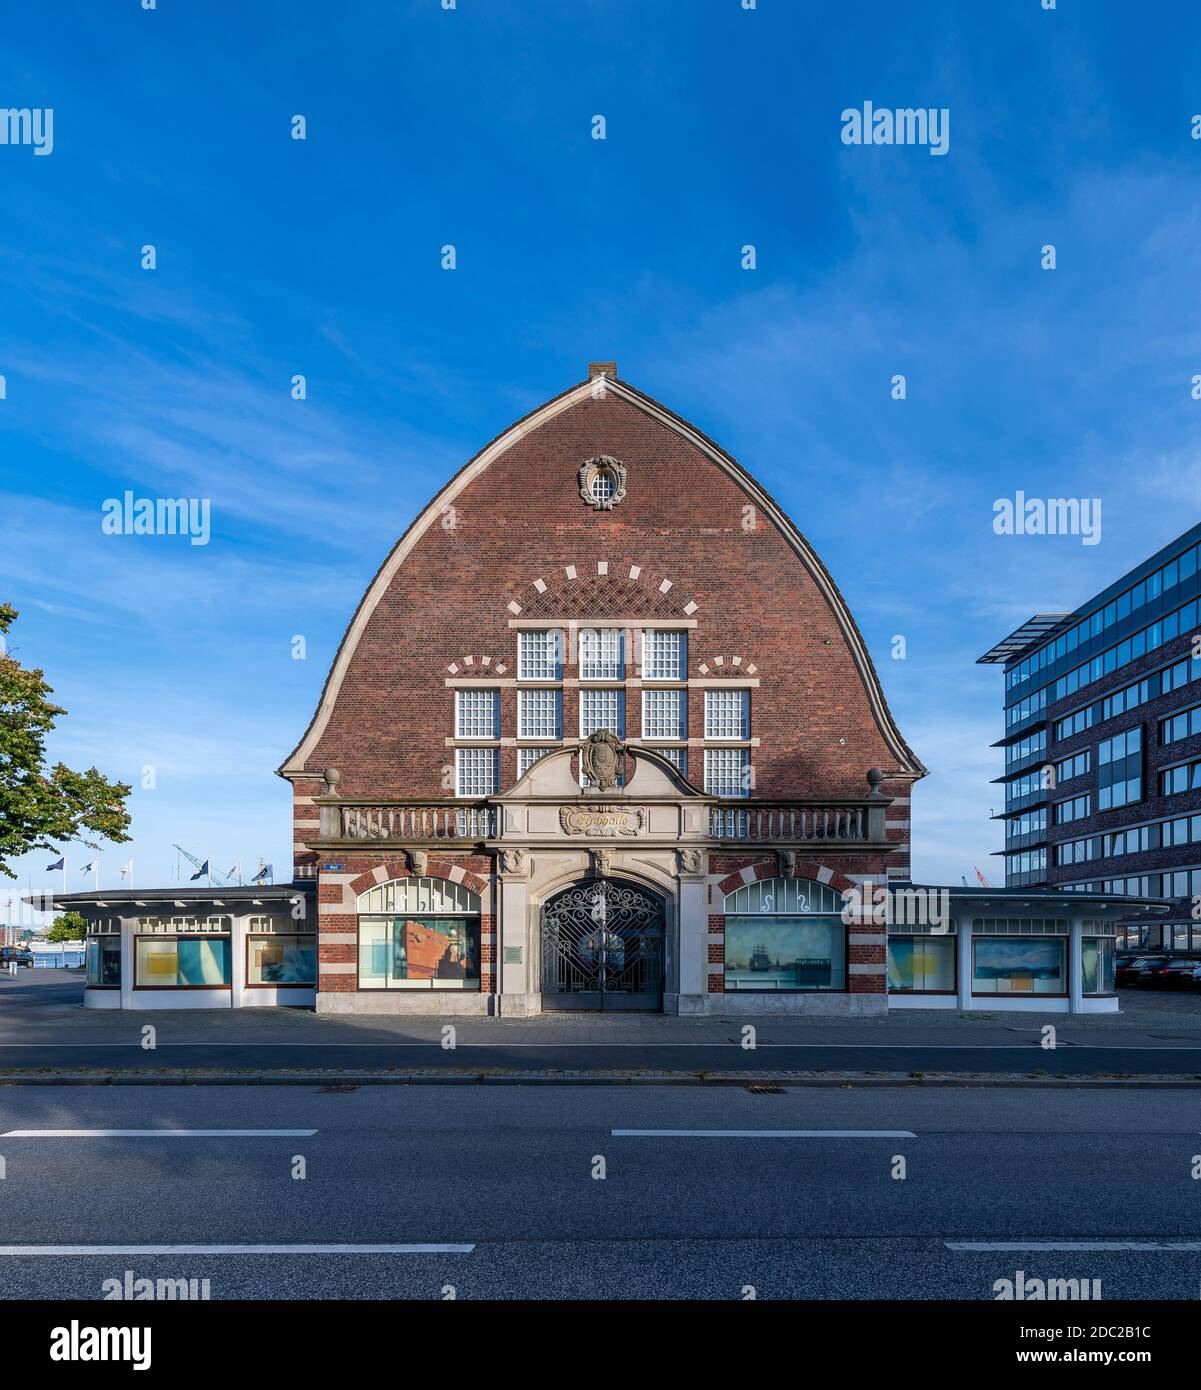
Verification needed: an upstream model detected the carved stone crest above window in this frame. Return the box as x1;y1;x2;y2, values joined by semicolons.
578;455;627;511
579;728;623;790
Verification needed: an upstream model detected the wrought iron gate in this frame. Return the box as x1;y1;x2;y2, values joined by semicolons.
540;880;664;1011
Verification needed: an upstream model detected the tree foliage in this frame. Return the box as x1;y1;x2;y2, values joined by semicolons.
0;604;131;879
46;910;87;944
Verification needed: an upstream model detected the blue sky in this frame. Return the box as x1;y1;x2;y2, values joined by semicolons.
3;0;1201;913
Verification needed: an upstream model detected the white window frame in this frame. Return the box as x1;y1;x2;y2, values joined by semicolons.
705;747;748;798
517;746;553;777
580;687;624;738
704;688;749;740
580;627;623;681
518;687;561;739
455;688;499;739
642;688;685;740
650;746;687;776
455;747;498;797
642;629;687;680
517;629;562;681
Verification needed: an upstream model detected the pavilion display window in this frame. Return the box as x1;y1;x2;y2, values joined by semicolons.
971;924;1067;997
85;924;121;988
723;877;847;993
246;925;317;987
1081;936;1116;995
357;877;482;992
133;918;233;990
886;933;956;993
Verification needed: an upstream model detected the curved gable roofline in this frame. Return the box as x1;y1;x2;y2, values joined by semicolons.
278;372;926;779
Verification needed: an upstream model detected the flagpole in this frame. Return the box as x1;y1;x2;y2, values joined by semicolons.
62;858;67;893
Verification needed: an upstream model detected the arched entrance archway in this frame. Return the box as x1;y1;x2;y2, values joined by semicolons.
541;879;664;1011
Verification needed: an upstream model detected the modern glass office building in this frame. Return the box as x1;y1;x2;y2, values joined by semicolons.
980;521;1201;951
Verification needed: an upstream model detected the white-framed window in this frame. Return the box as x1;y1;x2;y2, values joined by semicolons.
455;688;499;739
580;627;622;680
455;747;498;797
705;688;749;739
517;629;562;680
517;746;553;777
591;471;615;504
642;629;686;680
518;688;561;739
580;687;624;737
642;688;685;740
651;746;687;775
705;747;748;797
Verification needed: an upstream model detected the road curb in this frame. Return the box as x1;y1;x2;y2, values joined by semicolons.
2;1070;1201;1088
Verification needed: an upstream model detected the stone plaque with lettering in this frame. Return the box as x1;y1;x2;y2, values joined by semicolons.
559;804;645;837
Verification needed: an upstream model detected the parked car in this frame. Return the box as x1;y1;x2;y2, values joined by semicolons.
1189;962;1201;988
1138;958;1201;989
1116;954;1168;986
0;945;34;968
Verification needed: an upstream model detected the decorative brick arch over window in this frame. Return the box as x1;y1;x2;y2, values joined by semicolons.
348;860;489;901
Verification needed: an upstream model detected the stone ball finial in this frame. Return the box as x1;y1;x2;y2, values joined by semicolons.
323;767;341;792
866;767;884;794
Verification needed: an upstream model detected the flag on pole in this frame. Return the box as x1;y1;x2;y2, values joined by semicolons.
46;857;64;871
226;863;240;883
80;862;95;875
120;859;133;879
251;863;272;883
189;859;210;882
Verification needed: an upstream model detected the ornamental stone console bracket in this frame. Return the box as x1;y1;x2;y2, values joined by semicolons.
406;848;429;877
499;847;528;877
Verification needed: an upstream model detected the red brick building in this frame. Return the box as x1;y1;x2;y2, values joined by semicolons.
278;363;926;1015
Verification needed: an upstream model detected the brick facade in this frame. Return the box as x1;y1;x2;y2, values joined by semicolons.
282;369;923;1013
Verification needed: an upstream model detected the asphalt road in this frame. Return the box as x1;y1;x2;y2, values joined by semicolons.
1;1085;1200;1299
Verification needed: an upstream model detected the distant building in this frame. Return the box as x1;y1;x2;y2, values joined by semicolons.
980;521;1201;951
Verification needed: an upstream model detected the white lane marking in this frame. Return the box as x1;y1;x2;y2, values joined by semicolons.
611;1129;916;1138
0;1129;317;1138
0;1040;1197;1050
946;1241;1201;1252
0;1243;473;1255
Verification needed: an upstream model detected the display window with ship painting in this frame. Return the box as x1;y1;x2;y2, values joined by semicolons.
356;877;482;991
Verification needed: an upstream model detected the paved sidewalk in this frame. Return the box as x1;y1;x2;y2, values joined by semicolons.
1;971;1200;1078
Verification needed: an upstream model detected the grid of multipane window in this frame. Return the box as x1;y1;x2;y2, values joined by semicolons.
517;629;561;680
517;746;552;777
580;688;623;737
1161;758;1201;797
1055;751;1091;783
456;689;498;738
1053;794;1091;825
1005;808;1046;839
705;689;748;739
455;747;498;796
642;688;685;740
1161;702;1201;746
705;747;748;797
580;627;622;679
1097;727;1142;809
518;688;560;739
651;747;687;775
643;629;686;680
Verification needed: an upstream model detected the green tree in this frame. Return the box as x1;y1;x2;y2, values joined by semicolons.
0;604;131;878
46;910;87;945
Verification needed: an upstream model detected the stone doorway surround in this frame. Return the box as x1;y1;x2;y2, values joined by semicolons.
494;744;708;1016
